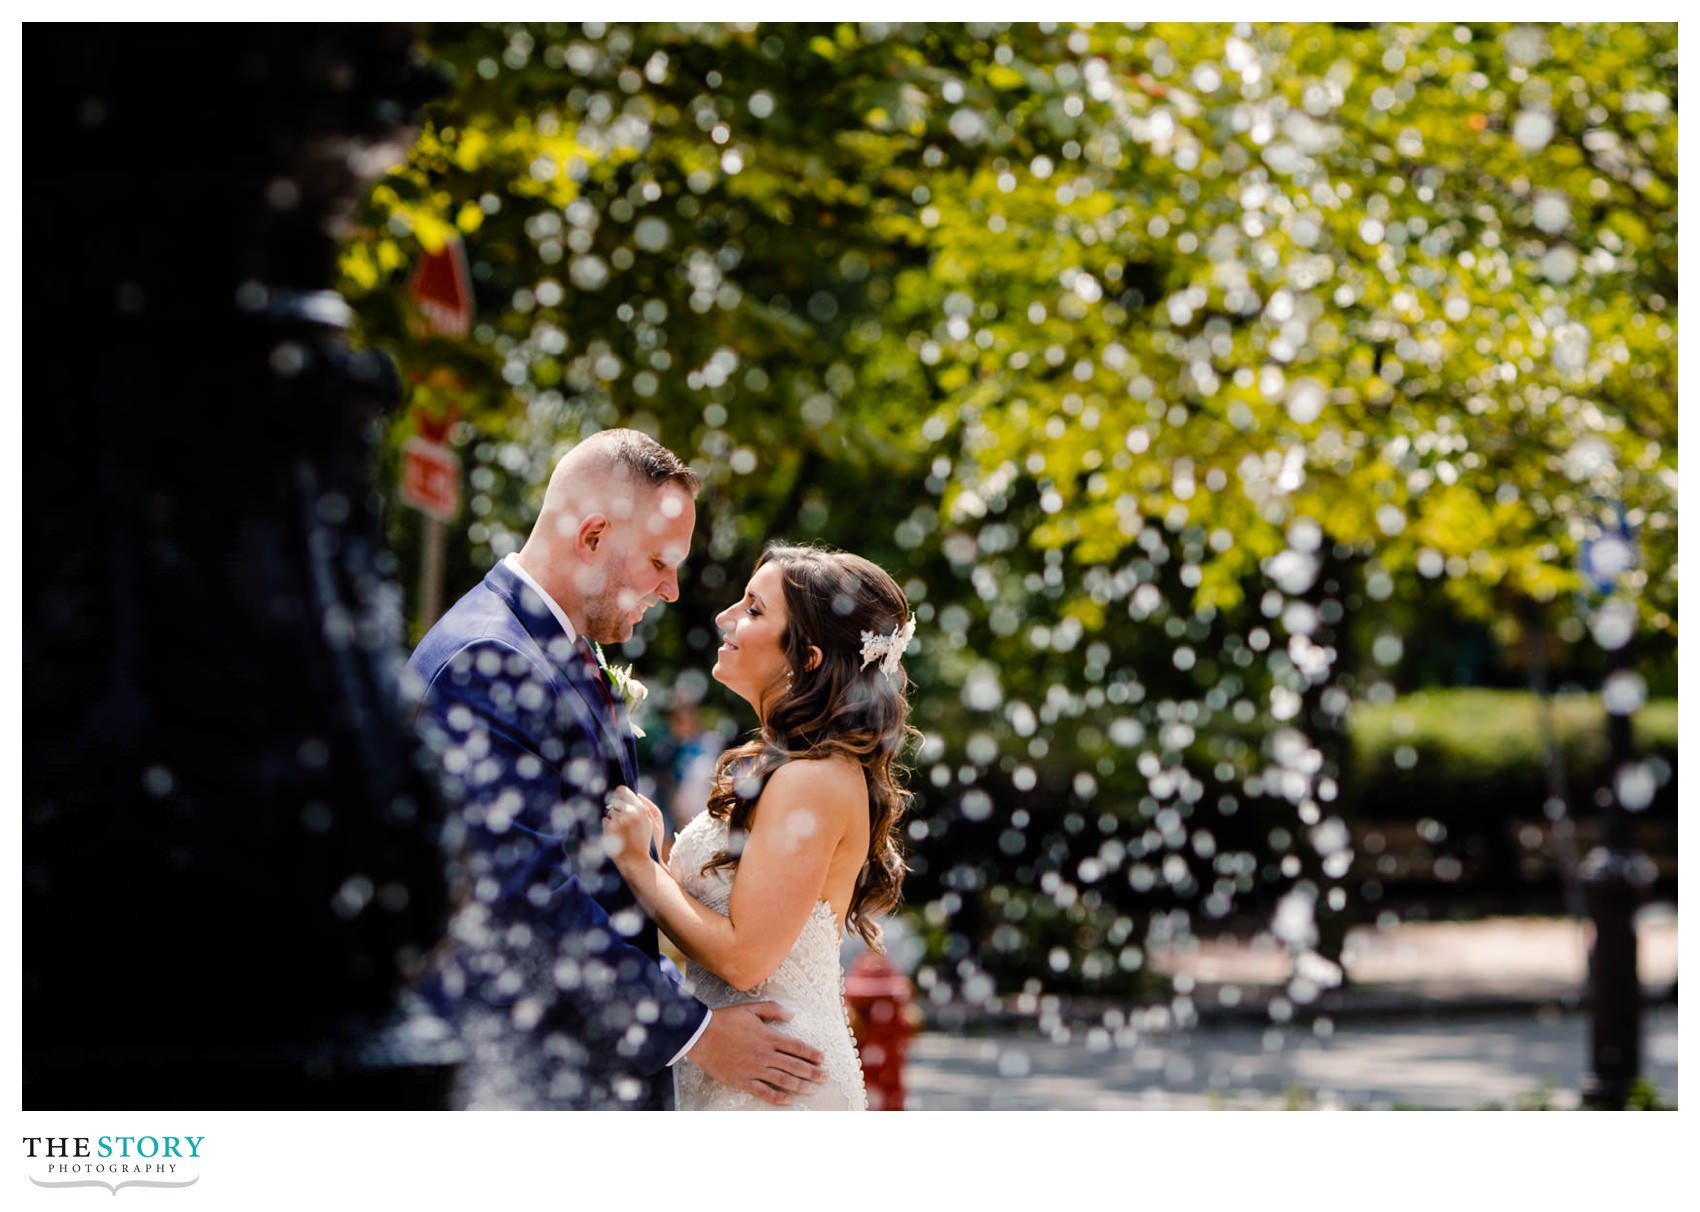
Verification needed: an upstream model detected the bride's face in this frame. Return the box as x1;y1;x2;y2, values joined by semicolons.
711;562;792;715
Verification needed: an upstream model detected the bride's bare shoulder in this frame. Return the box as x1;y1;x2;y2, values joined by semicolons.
761;755;866;809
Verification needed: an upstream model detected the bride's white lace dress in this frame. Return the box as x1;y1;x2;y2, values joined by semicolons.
668;810;868;1111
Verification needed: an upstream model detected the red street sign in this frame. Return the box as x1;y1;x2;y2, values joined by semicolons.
400;437;461;521
407;237;473;339
414;404;456;445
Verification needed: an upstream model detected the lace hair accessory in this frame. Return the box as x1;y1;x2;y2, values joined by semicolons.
859;615;917;679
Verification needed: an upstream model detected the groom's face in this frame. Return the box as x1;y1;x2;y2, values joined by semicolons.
582;481;696;645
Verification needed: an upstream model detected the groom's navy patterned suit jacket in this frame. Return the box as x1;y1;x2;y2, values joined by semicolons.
408;560;707;1108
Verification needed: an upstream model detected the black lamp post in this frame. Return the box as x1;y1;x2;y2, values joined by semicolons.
1576;513;1655;1110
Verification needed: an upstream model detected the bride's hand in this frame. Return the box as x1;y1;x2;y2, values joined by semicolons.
603;785;668;867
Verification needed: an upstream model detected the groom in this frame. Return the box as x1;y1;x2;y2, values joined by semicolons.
408;428;825;1109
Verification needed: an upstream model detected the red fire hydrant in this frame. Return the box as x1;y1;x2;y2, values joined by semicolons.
843;950;918;1110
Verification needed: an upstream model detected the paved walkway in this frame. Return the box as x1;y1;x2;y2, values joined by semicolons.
1147;907;1678;1012
904;1005;1678;1110
1149;904;1679;1013
901;907;1679;1110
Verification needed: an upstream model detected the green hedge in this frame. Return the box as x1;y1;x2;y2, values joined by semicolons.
1347;688;1677;822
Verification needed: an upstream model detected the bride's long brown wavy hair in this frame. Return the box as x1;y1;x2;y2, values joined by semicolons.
703;544;918;948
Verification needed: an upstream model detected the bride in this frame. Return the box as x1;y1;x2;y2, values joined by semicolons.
603;543;916;1110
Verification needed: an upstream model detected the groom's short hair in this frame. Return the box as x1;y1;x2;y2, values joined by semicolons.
588;428;701;497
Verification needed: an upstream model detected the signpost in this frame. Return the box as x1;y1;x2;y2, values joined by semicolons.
401;238;473;631
400;435;459;632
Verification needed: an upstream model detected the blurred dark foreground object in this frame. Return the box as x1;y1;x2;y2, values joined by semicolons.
24;24;459;1108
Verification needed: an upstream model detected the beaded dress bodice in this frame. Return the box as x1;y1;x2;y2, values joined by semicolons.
668;811;867;1111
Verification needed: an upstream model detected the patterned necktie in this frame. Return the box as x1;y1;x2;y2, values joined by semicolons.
574;636;616;714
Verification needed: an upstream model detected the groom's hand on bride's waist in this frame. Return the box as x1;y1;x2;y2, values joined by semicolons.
686;1001;828;1106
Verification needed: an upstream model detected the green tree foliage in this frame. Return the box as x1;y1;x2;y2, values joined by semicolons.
341;22;1676;995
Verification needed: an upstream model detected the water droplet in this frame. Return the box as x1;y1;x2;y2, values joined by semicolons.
948;108;987;143
332;874;375;919
1589;598;1636;651
1551;322;1591;373
235;280;269;313
1532;192;1571;234
1513;110;1554;153
142;766;174;798
1266;549;1318;595
266;177;301;211
1309;818;1350;856
1615;763;1656;812
565;251;611;294
1272;888;1316;948
966;734;999;767
962;666;1003;711
1601;670;1647;716
1285;378;1326;424
270;341;307;377
1375;504;1407;536
1564;436;1613;481
1502;25;1549;67
1541;245;1578;284
961;790;993;822
633;216;671;252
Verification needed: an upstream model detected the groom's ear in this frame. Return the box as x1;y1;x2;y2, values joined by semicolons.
577;514;610;557
804;645;823;672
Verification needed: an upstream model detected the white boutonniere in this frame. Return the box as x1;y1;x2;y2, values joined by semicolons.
594;643;648;737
